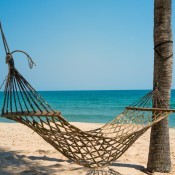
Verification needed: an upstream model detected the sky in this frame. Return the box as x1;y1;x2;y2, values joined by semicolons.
0;0;175;91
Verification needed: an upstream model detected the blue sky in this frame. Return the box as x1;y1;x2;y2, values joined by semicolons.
0;0;174;90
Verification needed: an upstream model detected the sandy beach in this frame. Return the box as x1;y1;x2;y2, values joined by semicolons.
0;122;175;175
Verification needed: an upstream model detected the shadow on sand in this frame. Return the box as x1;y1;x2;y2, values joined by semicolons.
0;147;79;175
111;162;148;174
0;147;148;175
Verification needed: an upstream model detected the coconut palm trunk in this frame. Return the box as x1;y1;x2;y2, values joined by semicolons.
147;0;173;172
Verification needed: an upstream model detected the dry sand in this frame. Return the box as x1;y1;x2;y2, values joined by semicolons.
0;122;174;175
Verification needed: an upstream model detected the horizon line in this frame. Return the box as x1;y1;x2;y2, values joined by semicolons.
0;89;175;92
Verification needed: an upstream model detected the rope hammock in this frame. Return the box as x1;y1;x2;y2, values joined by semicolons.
0;23;174;175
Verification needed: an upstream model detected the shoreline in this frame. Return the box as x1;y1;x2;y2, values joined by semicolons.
0;122;175;175
1;120;175;129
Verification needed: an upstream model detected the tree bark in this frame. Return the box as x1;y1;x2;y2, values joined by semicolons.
147;0;173;172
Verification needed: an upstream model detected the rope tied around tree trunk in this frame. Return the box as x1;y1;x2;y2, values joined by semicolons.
154;40;173;90
154;40;173;61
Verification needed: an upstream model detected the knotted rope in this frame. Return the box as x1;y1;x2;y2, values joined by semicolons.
10;50;36;69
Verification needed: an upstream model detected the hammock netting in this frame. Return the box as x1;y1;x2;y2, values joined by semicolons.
0;23;175;175
1;54;175;170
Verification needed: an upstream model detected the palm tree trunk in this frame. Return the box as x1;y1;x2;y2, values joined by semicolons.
147;0;173;172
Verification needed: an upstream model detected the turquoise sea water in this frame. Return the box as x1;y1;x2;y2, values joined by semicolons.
0;90;175;127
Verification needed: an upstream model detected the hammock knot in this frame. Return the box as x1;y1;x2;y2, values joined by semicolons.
6;53;12;64
5;53;15;69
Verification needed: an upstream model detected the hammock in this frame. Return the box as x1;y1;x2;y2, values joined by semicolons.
0;23;175;175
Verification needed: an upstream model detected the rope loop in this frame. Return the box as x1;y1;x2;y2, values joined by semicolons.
10;50;36;69
1;23;36;69
154;40;173;86
154;40;173;61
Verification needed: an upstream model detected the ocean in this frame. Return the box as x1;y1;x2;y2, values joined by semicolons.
0;90;175;127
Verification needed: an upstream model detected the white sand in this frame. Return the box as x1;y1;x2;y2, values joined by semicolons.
0;122;175;175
